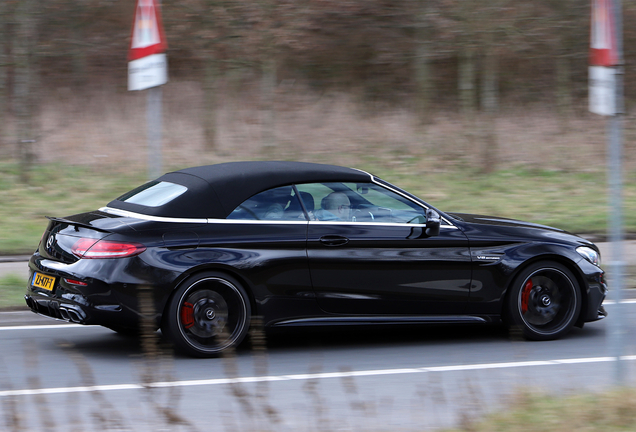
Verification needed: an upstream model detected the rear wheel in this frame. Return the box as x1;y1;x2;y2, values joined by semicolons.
507;261;581;341
162;272;251;357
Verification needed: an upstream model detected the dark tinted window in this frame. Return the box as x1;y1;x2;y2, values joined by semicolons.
296;182;426;223
228;186;307;221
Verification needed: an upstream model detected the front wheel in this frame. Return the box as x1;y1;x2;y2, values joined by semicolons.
507;261;581;341
162;272;251;357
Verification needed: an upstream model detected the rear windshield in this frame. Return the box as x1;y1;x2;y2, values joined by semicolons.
117;181;188;207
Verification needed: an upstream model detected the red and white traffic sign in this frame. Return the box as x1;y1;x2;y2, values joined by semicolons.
590;0;618;67
128;0;168;91
128;0;168;61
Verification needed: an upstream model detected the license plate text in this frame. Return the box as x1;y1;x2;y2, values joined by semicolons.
33;272;56;291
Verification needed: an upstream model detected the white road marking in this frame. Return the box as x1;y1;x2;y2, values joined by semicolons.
0;324;85;331
603;299;636;305
1;355;635;398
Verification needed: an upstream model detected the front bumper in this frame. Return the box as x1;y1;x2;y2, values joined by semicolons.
581;263;608;323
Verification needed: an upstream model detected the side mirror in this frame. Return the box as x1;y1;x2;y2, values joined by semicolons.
425;209;441;237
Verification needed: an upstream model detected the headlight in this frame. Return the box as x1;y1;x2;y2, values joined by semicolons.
577;246;600;267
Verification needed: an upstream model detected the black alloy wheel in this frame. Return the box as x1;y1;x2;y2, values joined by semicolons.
163;272;251;357
507;261;581;341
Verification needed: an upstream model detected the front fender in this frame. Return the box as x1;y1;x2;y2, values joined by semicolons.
466;242;592;315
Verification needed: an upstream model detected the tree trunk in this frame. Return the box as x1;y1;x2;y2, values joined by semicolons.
458;47;477;116
414;2;432;123
203;57;218;151
14;0;37;183
0;2;8;150
556;50;572;130
481;46;498;114
480;33;498;173
260;57;276;150
72;24;87;87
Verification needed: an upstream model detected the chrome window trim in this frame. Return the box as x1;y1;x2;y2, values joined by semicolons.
307;220;458;229
99;206;459;229
208;218;309;225
206;219;457;229
99;207;208;224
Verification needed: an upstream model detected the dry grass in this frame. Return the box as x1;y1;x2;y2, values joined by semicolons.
447;388;636;432
4;80;633;175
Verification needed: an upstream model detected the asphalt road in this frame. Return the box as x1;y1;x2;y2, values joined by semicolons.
1;242;635;430
1;301;635;431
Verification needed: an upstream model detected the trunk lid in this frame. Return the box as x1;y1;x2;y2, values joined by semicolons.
38;211;129;264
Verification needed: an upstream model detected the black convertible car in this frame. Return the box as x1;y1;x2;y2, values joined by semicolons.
26;161;607;356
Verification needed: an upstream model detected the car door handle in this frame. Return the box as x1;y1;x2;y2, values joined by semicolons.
319;235;349;246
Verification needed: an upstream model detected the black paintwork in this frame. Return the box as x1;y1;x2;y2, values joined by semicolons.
25;162;607;338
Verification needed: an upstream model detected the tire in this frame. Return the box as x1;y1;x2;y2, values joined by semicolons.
162;272;251;357
507;261;581;341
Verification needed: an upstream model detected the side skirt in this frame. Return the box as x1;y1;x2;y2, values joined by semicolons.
270;315;500;328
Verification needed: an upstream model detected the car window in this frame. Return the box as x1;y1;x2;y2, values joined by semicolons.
227;186;307;221
296;182;427;224
117;181;188;207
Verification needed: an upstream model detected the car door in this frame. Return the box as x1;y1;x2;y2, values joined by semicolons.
211;185;312;302
298;181;472;315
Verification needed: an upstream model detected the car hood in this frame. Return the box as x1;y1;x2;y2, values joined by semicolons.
447;212;564;231
446;212;595;248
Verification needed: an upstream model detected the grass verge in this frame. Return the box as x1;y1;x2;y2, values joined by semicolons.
0;161;149;254
2;160;636;255
0;275;28;309
447;388;636;432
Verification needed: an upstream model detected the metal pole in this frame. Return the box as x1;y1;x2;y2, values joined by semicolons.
147;0;163;181
608;0;625;386
147;85;162;180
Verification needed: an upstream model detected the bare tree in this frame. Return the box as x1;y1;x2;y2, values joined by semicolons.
0;1;10;151
164;0;266;151
538;0;589;121
14;0;38;182
444;0;520;172
413;0;434;123
241;0;282;150
163;0;226;151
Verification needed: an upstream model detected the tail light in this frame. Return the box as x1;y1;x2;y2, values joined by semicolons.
72;238;146;259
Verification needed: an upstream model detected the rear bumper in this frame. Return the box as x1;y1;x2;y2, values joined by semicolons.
25;294;93;324
25;253;156;329
24;288;134;329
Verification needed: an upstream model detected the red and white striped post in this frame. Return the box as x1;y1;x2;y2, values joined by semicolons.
589;0;625;385
128;0;168;180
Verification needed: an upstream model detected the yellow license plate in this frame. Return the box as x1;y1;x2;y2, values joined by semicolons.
32;272;56;291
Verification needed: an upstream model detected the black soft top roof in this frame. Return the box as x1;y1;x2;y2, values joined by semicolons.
108;161;372;219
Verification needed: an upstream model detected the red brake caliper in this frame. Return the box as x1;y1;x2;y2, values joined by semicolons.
181;302;195;329
521;279;533;314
